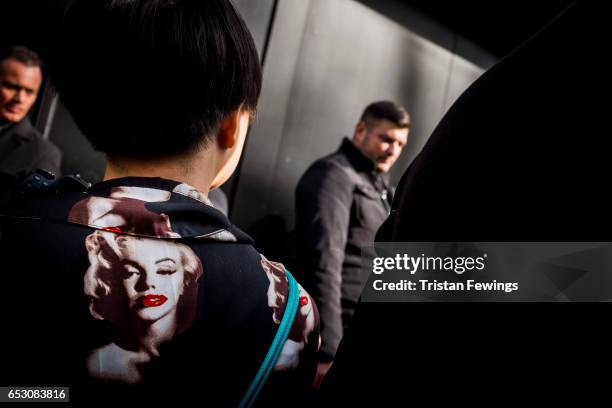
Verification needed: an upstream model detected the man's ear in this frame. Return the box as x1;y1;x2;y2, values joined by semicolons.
353;121;368;144
217;110;241;149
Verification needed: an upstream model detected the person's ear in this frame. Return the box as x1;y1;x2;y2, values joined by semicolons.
217;110;242;149
353;121;368;144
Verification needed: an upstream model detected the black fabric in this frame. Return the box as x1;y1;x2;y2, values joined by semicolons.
323;1;610;403
0;176;319;406
0;117;61;179
375;1;607;243
295;138;392;361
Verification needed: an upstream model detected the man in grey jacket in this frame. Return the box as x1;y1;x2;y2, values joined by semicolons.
295;101;410;387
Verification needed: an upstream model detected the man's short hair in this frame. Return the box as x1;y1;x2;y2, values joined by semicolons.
360;101;411;129
0;45;42;68
51;0;262;158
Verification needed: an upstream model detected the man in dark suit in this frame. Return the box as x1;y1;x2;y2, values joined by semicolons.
0;45;61;180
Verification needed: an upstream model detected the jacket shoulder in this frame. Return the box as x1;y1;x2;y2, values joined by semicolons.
298;150;358;189
10;119;61;160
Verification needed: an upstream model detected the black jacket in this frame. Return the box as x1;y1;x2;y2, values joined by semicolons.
295;138;392;361
0;176;319;405
0;117;61;177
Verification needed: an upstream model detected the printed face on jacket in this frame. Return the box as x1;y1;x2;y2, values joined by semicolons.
120;238;185;321
70;186;203;384
85;232;201;324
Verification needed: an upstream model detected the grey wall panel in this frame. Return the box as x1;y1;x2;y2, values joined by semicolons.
232;0;488;231
231;0;312;225
232;0;276;56
441;54;485;116
355;0;455;53
355;0;496;68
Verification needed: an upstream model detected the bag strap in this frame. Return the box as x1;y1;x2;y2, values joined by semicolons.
239;269;300;408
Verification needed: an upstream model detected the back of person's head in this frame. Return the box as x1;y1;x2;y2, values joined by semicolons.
0;45;42;68
360;100;411;129
51;0;262;158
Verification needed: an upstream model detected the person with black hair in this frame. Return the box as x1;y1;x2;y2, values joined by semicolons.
0;1;318;405
0;45;60;180
295;101;410;387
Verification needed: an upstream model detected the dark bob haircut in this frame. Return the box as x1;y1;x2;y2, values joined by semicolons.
51;0;262;158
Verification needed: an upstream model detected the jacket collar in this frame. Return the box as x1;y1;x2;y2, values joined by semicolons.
339;137;378;174
3;175;253;243
0;117;36;142
78;176;251;240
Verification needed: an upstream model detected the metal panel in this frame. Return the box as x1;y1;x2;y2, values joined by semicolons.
231;0;313;224
441;53;486;116
232;0;276;56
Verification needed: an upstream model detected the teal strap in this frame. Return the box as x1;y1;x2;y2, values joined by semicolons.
239;270;300;408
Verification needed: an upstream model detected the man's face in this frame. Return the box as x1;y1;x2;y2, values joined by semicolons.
353;119;409;172
0;58;42;123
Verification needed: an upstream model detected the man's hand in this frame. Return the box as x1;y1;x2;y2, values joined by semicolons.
313;361;333;390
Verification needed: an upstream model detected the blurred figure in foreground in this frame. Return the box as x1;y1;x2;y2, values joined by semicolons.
322;1;610;404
